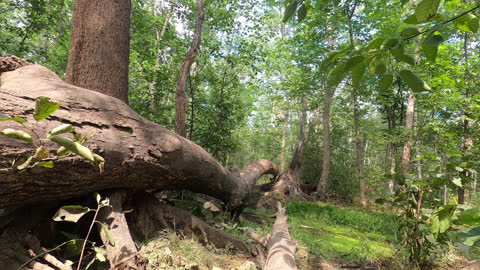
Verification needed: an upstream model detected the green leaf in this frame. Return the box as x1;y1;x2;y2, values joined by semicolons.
351;63;366;88
401;26;420;37
452;177;462;187
297;4;307;22
47;124;75;138
379;74;394;91
327;62;347;88
0;128;33;143
458;208;480;226
56;146;71;156
393;53;415;66
404;14;419;24
34;161;54;168
34;96;61;121
13;155;33;170
64;239;84;258
366;37;386;50
373;62;387;75
422;43;438;62
430;205;456;236
459;226;480;246
52;205;92;223
415;0;441;23
454;13;479;33
345;55;365;71
0;114;26;123
283;0;298;22
424;34;444;45
101;223;115;245
321;50;348;67
50;136;94;161
399;70;431;92
468;15;479;33
381;37;400;50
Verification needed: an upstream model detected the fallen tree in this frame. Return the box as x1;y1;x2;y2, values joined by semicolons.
0;62;278;210
0;59;287;269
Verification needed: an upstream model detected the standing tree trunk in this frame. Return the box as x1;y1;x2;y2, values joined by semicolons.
66;0;131;104
149;2;174;115
175;0;204;137
280;111;289;171
66;1;136;267
401;92;416;175
317;86;333;199
288;97;307;183
353;87;367;207
317;12;335;200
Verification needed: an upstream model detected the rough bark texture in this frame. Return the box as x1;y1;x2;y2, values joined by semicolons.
175;0;204;137
317;86;333;199
66;0;131;103
401;92;416;175
264;202;297;270
0;63;278;209
97;191;138;269
289;98;307;184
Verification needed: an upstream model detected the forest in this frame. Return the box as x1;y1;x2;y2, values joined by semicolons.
0;0;480;269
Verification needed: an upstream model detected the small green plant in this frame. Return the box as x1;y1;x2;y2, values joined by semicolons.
377;161;480;268
52;192;113;270
0;96;104;171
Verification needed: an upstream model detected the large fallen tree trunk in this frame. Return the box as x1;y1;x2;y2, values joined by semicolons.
0;63;278;210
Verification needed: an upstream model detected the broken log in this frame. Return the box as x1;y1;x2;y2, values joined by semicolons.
0;63;278;209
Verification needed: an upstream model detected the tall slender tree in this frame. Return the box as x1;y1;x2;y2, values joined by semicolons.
175;0;205;137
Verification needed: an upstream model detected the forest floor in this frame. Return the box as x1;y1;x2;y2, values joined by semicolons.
139;199;472;270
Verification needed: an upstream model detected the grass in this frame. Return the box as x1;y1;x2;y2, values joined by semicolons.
141;199;401;269
284;201;399;265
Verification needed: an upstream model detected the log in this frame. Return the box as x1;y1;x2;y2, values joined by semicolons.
264;202;297;270
0;63;278;209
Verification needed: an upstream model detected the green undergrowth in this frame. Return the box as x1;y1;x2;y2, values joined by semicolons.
284;201;399;265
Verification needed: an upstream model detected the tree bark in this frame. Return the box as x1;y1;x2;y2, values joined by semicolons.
0;64;278;210
66;0;131;104
280;111;289;171
401;92;416;176
317;86;333;199
353;87;367;207
175;0;205;137
288;97;307;183
264;202;297;270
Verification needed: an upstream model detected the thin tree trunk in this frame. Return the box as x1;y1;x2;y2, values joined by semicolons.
289;97;307;183
318;86;333;199
175;0;204;137
459;32;473;204
66;0;131;103
149;2;174;115
317;13;335;200
280;111;289;171
401;92;416;175
353;87;366;207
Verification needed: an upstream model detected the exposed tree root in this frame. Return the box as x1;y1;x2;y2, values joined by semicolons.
97;190;139;270
127;191;258;255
